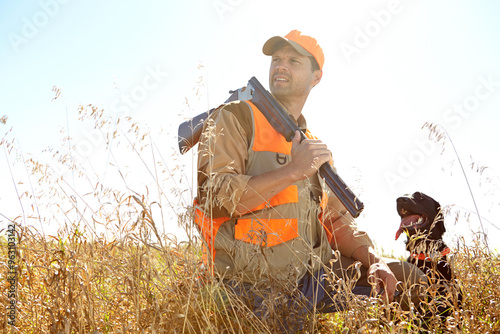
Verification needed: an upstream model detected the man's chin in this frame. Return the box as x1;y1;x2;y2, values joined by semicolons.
269;86;290;98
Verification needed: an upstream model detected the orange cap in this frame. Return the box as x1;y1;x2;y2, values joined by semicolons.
263;30;324;70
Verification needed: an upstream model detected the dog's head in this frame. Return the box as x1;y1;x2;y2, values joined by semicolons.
395;191;445;241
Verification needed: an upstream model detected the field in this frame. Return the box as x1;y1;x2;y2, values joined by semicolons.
2;215;499;333
1;96;500;333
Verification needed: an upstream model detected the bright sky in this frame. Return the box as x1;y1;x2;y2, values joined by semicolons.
1;0;499;256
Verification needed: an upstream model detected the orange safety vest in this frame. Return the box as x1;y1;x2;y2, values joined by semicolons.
194;101;331;277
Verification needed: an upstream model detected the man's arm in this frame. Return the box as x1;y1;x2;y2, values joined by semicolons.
198;104;331;217
322;196;398;302
197;104;251;216
235;131;331;214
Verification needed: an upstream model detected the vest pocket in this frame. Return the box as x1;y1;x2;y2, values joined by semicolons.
234;218;298;247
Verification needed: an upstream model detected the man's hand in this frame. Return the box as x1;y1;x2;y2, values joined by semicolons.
288;130;332;180
233;131;331;215
351;245;399;303
367;262;398;303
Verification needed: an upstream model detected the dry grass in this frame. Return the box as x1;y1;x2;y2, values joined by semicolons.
2;212;499;333
1;90;499;333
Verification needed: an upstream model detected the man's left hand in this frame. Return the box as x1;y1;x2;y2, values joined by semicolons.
367;262;398;303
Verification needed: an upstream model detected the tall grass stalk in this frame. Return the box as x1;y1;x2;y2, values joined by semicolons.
423;122;490;251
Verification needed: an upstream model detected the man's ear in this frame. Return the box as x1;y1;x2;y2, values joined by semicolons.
312;70;322;87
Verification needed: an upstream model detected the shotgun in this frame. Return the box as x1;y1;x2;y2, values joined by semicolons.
177;76;364;218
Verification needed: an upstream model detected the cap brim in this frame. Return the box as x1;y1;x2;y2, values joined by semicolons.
263;36;313;58
262;36;287;55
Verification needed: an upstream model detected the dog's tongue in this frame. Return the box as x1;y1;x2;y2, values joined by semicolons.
395;215;422;240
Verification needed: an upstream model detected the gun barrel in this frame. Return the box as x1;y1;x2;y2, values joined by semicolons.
248;76;364;218
319;163;364;218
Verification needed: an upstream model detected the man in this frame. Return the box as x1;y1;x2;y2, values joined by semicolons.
195;30;426;322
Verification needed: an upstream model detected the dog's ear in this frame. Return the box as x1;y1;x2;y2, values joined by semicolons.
413;191;424;200
436;217;446;234
433;198;441;213
433;198;445;232
434;205;446;235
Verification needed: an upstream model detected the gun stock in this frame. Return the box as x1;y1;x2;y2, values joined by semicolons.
177;87;252;154
178;109;212;154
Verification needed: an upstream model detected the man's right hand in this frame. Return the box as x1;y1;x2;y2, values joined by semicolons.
234;131;331;215
288;130;332;181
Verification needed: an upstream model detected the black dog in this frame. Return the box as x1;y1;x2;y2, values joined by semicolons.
395;191;452;281
395;192;462;325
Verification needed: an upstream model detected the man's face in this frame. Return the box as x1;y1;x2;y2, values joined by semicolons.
269;45;322;103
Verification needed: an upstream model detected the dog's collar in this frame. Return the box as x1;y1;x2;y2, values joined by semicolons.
411;247;450;261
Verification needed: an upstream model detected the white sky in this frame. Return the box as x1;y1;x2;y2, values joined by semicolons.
1;0;499;256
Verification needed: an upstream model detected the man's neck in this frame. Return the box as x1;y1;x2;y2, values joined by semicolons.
274;96;307;120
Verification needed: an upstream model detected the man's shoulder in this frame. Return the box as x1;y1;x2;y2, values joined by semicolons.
216;100;254;135
222;100;252;115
